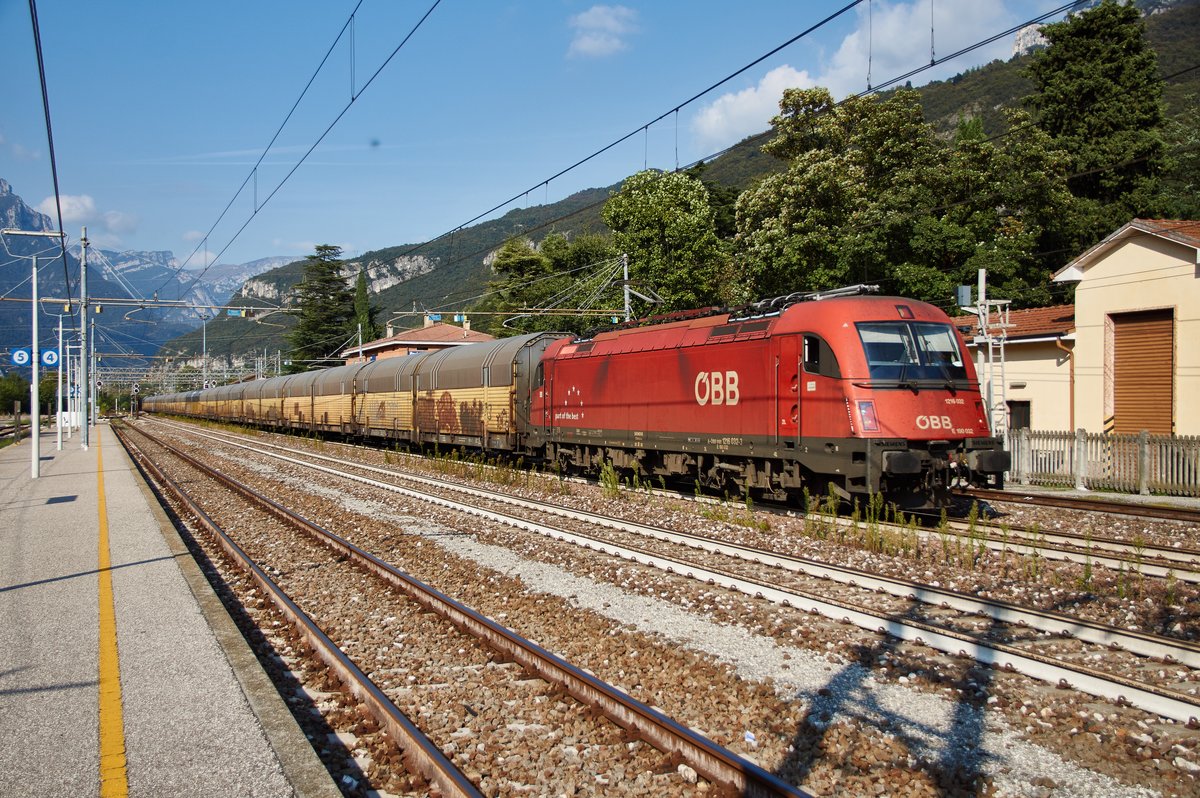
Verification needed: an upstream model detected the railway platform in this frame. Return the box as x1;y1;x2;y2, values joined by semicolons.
0;422;337;797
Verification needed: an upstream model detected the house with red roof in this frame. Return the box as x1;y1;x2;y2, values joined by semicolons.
956;304;1076;431
961;219;1198;436
1052;219;1199;437
340;315;495;364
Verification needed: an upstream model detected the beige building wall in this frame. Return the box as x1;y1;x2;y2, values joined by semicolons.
968;339;1074;432
999;341;1074;431
1068;235;1200;435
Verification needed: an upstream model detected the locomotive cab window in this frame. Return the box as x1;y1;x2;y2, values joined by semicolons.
802;335;841;378
856;322;968;384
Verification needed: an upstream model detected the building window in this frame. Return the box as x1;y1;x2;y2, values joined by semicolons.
1007;400;1031;430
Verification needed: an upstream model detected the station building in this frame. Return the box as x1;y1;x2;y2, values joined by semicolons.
963;219;1199;437
340;315;494;364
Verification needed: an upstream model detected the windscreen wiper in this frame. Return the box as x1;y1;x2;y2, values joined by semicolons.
936;361;957;393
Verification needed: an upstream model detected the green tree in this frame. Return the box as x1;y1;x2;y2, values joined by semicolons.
1025;0;1169;249
734;87;1072;307
287;245;355;371
685;161;740;239
735;88;942;300
1160;95;1200;219
477;233;622;336
353;270;381;344
38;376;57;416
0;372;29;414
601;170;728;311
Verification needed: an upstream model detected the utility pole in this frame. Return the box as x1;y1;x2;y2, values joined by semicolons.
80;227;90;450
960;269;1011;436
202;313;208;387
56;312;63;451
30;255;40;478
622;253;631;322
1;229;68;467
90;317;97;426
65;341;73;439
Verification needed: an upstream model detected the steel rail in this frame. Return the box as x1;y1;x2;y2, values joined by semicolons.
967;488;1200;525
122;423;810;798
146;421;1200;725
926;520;1199;583
154;422;1200;669
946;516;1200;572
155;419;1199;580
113;425;483;798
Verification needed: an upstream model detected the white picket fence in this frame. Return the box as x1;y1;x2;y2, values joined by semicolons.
1005;428;1200;497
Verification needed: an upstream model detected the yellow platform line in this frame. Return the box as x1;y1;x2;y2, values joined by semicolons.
96;434;129;797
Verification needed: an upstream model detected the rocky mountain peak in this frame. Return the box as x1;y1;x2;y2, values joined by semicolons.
0;179;53;233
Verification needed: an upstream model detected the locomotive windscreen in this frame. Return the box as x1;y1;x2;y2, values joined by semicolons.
856;322;969;383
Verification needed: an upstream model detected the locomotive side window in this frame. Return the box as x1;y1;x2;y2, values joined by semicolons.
803;336;820;373
857;322;968;382
802;335;841;378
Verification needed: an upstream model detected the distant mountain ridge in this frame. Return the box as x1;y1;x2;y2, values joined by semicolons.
14;0;1198;369
187;0;1199;362
0;178;299;360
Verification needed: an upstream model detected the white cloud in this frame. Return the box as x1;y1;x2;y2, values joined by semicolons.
182;230;206;243
817;0;1011;98
9;141;40;161
102;210;138;235
36;194;138;243
271;238;322;255
691;0;1017;152
39;194;96;223
691;65;816;151
568;5;638;58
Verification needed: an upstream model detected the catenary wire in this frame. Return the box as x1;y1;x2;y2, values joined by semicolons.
170;0;443;303
25;0;74;313
157;0;367;295
349;1;1084;308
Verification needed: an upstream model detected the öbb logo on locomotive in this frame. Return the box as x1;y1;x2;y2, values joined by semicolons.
694;371;740;406
915;414;955;430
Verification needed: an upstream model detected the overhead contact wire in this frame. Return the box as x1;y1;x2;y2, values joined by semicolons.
26;0;74;315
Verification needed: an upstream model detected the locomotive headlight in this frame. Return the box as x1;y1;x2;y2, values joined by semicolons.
857;400;879;432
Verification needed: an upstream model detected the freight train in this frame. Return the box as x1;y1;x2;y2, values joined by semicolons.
142;286;1009;508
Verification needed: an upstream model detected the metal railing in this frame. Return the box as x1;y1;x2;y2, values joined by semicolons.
1005;428;1200;497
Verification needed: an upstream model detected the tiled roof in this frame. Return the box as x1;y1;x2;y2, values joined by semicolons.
340;322;495;356
380;323;495;345
954;304;1075;340
1054;218;1200;282
1137;219;1200;247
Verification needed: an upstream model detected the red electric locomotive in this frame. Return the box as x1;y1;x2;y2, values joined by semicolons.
529;285;1008;508
142;285;1008;509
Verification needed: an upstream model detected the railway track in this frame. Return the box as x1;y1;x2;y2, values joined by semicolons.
138;419;1200;726
117;422;810;798
116;425;479;797
967;487;1200;525
152;418;1200;584
925;513;1200;583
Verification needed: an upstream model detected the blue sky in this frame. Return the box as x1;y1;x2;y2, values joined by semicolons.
1;1;1067;271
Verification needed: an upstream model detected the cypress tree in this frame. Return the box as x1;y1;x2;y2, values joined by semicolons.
287;245;354;370
353;269;380;345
